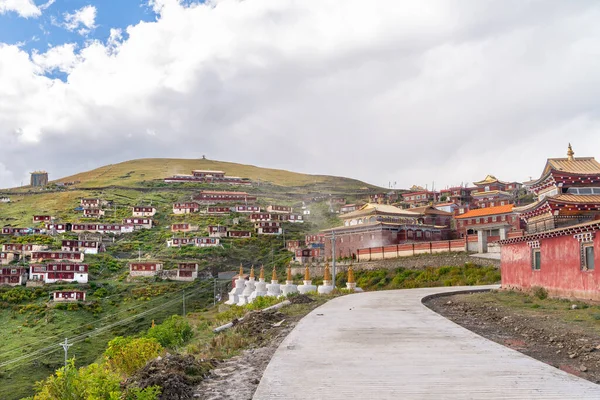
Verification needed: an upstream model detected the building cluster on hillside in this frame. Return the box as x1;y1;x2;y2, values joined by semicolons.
164;169;251;185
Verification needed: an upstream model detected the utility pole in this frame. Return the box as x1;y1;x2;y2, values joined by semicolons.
213;278;217;306
331;231;336;288
182;289;186;316
60;338;72;368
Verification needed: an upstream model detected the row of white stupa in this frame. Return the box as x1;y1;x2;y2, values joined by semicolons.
225;264;359;306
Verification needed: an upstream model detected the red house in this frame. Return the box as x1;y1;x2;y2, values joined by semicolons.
52;290;86;302
31;251;85;263
31;263;89;283
402;190;439;206
206;206;231;215
132;206;157;217
235;205;260;213
45;223;71;234
0;252;15;265
286;240;304;252
295;248;323;263
33;215;52;223
84;208;105;218
122;218;153;230
61;240;102;254
227;230;252;238
267;205;292;214
0;267;27;286
439;187;472;206
255;222;283;235
306;234;325;245
129;262;163;277
193;191;256;203
499;220;600;300
172;223;197;233
175;263;199;281
250;213;272;222
173;202;200;214
208;225;227;237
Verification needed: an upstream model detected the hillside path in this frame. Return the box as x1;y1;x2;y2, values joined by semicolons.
253;285;600;399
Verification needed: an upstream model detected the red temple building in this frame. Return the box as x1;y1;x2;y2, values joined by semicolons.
471;175;521;208
500;145;600;300
322;203;443;260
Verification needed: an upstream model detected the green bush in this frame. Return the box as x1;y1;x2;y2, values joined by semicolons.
104;337;163;376
146;315;193;349
32;359;160;400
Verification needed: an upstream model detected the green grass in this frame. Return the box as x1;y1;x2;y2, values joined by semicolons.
0;280;213;399
34;158;377;189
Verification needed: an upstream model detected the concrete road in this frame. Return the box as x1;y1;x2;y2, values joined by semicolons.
253;285;600;399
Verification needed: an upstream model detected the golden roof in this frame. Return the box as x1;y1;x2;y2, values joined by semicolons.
539;144;600;175
471;190;512;198
514;194;600;213
341;203;419;220
472;175;508;186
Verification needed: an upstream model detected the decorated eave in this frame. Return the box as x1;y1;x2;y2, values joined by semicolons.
517;196;600;220
530;169;600;194
498;221;600;245
471;190;512;198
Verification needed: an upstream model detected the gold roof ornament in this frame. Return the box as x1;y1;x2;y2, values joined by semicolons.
287;264;292;281
347;265;355;284
324;263;331;281
304;264;310;281
272;267;278;281
250;265;255;279
567;143;575;161
239;263;244;276
259;264;265;280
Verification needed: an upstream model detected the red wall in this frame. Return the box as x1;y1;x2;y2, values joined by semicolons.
501;235;600;300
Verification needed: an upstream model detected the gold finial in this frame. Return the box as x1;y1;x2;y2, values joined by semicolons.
347;265;355;284
272;267;277;281
239;263;244;276
567;143;575;161
259;264;265;280
250;265;255;279
287;264;292;281
324;263;331;281
304;264;310;281
151;319;155;328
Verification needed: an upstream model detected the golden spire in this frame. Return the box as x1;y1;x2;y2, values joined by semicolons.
567;143;575;161
347;265;355;284
324;263;331;281
304;264;310;281
250;265;255;279
287;264;292;281
272;267;277;281
259;264;265;280
239;263;244;276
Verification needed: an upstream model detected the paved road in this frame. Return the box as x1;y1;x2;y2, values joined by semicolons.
253;285;600;399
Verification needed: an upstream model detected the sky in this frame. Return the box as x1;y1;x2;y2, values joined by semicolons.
1;0;600;190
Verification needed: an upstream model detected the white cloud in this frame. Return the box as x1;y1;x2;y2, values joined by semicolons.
2;0;600;189
39;0;54;11
0;0;41;18
63;5;97;35
31;43;80;73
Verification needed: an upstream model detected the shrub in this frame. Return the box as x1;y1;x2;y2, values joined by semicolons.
532;286;548;300
104;337;163;376
146;315;194;349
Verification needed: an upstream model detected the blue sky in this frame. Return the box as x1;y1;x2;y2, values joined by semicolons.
0;0;156;61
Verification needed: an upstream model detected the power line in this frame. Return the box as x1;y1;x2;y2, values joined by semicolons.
0;281;211;360
0;284;212;370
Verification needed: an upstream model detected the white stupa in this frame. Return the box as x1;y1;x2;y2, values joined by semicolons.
225;264;246;305
297;264;317;294
317;263;334;295
266;267;281;297
249;265;268;303
280;264;298;297
238;266;256;306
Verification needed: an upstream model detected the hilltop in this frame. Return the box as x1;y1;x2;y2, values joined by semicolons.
49;158;376;189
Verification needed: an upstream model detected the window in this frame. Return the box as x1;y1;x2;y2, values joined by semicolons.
492;216;497;222
532;249;541;270
582;244;595;271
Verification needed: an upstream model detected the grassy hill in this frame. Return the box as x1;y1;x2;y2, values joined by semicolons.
49;158;375;189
